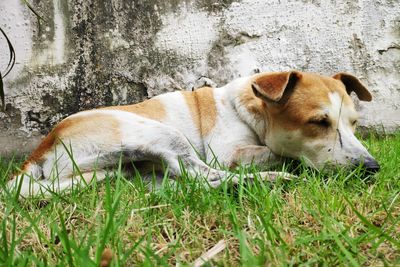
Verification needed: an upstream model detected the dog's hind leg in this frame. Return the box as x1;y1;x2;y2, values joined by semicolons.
6;140;117;198
7;169;108;198
6;111;127;198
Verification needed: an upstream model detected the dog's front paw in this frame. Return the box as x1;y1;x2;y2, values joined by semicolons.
258;171;298;181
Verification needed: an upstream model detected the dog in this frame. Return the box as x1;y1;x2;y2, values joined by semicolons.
7;71;379;197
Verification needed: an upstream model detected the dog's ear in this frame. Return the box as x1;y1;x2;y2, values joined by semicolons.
251;71;301;103
333;73;372;102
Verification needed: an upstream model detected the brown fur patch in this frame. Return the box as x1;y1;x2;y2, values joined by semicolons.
100;98;166;121
182;91;201;132
182;87;217;137
57;113;120;141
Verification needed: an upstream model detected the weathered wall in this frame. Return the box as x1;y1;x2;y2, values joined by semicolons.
0;0;399;156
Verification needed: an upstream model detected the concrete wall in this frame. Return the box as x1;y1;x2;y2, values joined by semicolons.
0;0;399;156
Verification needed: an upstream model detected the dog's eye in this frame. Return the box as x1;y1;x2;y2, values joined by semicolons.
351;120;358;126
309;117;330;127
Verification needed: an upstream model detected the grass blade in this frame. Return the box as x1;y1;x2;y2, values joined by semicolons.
57;210;74;266
331;232;360;267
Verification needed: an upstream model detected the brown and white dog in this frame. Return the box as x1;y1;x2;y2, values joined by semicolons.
8;71;379;197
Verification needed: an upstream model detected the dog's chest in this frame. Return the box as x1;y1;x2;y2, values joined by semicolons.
204;91;260;161
149;89;258;161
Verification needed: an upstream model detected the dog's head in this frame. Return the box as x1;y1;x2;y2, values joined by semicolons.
251;71;379;172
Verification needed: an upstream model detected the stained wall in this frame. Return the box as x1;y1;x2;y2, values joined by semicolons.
0;0;399;155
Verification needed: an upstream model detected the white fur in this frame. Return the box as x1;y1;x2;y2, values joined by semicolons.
327;92;373;166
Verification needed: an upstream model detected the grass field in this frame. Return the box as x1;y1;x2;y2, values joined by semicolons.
0;132;399;266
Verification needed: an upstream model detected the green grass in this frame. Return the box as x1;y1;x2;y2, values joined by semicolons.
0;132;399;266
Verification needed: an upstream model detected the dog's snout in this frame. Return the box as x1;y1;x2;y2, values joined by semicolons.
353;157;380;173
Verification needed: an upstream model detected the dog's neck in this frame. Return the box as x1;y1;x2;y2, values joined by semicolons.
224;77;269;145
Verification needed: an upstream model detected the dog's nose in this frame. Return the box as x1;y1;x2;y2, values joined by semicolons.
364;158;380;173
354;157;380;173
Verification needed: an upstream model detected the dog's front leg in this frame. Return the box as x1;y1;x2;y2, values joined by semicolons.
226;145;298;182
228;145;284;168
